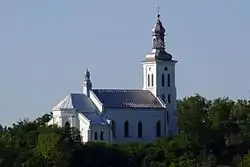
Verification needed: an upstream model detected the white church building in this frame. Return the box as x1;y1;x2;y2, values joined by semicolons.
48;13;178;144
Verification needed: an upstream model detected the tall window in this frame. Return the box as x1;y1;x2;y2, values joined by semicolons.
168;74;171;87
161;74;165;87
168;94;171;103
167;112;169;125
162;94;165;103
138;121;142;138
65;121;70;128
153;38;156;48
151;74;154;86
147;74;150;87
94;132;98;140
156;121;161;137
124;121;129;137
111;120;116;138
100;131;104;140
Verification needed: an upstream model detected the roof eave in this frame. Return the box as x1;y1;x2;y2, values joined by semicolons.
103;106;165;110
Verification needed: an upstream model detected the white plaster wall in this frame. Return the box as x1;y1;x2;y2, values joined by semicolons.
142;62;157;96
142;58;178;136
52;110;63;127
78;113;90;143
103;108;168;144
155;61;178;135
52;109;80;128
90;124;112;143
89;91;103;112
51;109;113;143
60;109;77;127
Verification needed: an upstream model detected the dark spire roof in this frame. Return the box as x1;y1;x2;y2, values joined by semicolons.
147;10;173;62
152;14;165;35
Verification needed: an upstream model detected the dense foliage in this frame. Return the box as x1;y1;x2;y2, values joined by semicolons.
1;94;250;166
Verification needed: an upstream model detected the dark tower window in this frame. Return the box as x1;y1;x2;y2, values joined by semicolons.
168;74;171;87
65;121;70;128
124;121;129;137
148;74;150;87
161;74;165;87
162;94;165;103
100;131;104;140
168;94;171;103
138;121;142;138
164;67;168;71
156;121;161;137
94;132;98;140
151;74;154;87
111;120;116;138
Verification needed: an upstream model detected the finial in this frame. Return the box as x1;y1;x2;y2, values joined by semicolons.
85;68;90;81
156;4;160;18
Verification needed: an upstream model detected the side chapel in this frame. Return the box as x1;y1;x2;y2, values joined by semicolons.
48;12;178;143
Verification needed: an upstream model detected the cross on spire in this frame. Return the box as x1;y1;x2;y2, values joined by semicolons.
156;4;160;18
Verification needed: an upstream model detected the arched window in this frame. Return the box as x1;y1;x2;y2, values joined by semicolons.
124;121;129;137
94;132;98;140
156;121;161;137
168;74;170;87
167;112;169;125
161;74;165;87
138;121;142;138
65;121;70;128
151;74;154;86
162;94;165;103
100;131;104;140
111;120;116;138
153;38;157;48
147;74;150;87
168;94;171;103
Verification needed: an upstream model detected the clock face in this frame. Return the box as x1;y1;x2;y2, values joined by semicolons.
149;67;151;72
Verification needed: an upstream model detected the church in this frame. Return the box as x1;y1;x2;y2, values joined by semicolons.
48;12;178;144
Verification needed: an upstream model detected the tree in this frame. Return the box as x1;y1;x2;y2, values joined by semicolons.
2;95;250;166
36;130;69;167
240;152;250;166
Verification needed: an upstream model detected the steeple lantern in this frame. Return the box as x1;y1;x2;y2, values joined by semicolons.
149;11;172;61
83;68;92;97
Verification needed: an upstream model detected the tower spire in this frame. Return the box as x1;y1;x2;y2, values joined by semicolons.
150;6;172;61
152;5;165;50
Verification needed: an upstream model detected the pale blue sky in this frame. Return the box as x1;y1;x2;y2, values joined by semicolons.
0;1;249;125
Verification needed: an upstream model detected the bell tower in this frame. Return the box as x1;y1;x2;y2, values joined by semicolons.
141;10;178;135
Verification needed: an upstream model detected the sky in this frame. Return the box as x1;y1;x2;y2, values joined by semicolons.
0;1;249;126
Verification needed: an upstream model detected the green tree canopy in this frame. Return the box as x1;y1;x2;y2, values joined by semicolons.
1;94;250;166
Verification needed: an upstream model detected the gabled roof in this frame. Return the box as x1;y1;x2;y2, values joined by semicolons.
82;112;109;125
53;94;109;125
92;89;165;109
53;93;97;111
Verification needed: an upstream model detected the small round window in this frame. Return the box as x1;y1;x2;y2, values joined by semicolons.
164;67;168;71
